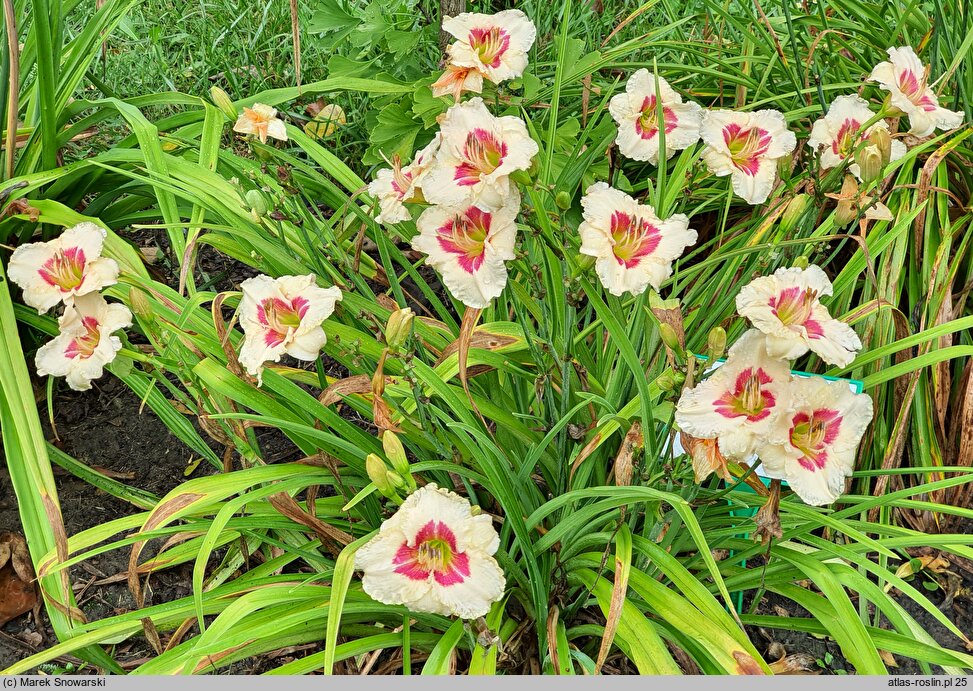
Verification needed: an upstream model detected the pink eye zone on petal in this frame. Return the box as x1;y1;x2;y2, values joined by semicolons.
832;118;862;158
769;286;823;338
454;129;508;186
722;123;772;176
609;211;661;268
468;26;511;68
63;316;101;360
897;69;938;111
39;247;87;292
790;408;842;471
636;95;678;140
257;296;308;347
392;520;471;586
713;367;776;421
436;207;492;274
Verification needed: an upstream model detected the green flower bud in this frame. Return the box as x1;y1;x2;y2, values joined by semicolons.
382;431;410;476
855;144;884;185
245;189;268;218
780;194;810;234
706;327;726;362
384;308;414;352
210;86;237;120
366;454;395;497
792;256;810;269
387;471;408;490
867;127;893;165
554;190;572;210
658;323;684;357
776;152;794;180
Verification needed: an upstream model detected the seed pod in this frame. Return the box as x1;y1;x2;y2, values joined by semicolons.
245;189;268;218
555;190;572;210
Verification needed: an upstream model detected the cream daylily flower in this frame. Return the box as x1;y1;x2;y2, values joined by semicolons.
368;134;442;225
442;10;536;85
736;265;862;367
609;70;703;165
869;46;964;137
422;98;538;210
578;182;697;297
701;109;796;205
355;483;505;619
412;190;520;309
35;293;132;392
759;376;873;506
8;222;120;314
807;95;906;179
431;65;485;102
676;330;794;460
238;274;341;385
233;103;288;143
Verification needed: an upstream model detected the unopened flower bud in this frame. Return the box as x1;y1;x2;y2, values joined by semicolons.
792;256;810;269
510;169;533;187
867;127;893;165
656;370;677;392
706;327;726;362
385;307;414;352
780;194;810;234
776;152;794;180
128;289;153;319
210;86;237;120
555;190;572;210
366;454;395;498
658;323;684;357
382;431;410;477
304;104;347;139
855;144;884;185
387;471;408;490
245;189;268;218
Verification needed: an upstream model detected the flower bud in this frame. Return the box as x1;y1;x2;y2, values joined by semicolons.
780;194;810;234
382;431;410;477
128;288;153;319
658;323;684;358
510;169;533;187
834;175;860;227
706;327;726;362
554;190;572;210
366;454;395;498
387;471;408;490
656;370;677;392
245;189;268;218
867;127;893;165
792;256;810;269
776;152;794;180
855;144;884;185
210;86;237;120
384;307;414;352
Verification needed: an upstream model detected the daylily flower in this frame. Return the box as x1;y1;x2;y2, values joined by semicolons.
8;222;120;314
736;265;862;367
355;483;505;619
701;109;796;205
422;98;538;210
368;135;442;224
578;182;697;297
680;432;732;483
759;376;873;506
807;95;906;179
676;330;793;460
608;69;703;165
442;9;536;85
412;191;520;309
431;65;484;102
869;46;964;137
238;274;342;385
35;293;132;392
233;103;288;143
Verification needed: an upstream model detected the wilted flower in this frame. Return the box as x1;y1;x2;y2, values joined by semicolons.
238;274;342;385
412;191;520;309
368;135;442;224
869;46;964;137
355;484;505;619
675;330;793;460
736;265;862;367
833;175;893;227
431;65;485;102
442;10;536;85
8;222;120;314
422;98;538;210
701;110;797;205
233;103;288;143
759;377;873;506
578;182;697;297
35;293;132;392
608;69;703;165
807;95;906;180
680;432;732;483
